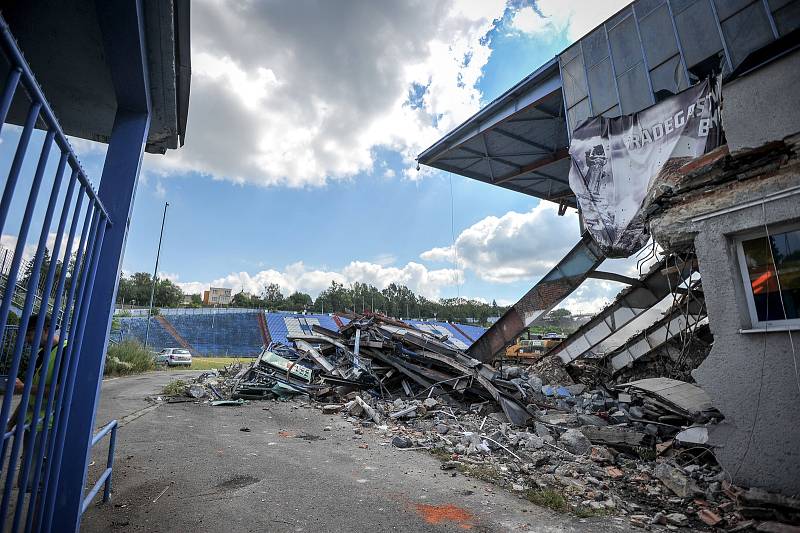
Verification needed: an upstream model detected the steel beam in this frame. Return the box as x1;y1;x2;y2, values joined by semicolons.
550;255;696;364
467;233;605;362
608;299;706;373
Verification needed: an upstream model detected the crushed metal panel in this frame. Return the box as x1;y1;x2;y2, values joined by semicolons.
620;377;713;414
467;233;605;362
258;349;314;383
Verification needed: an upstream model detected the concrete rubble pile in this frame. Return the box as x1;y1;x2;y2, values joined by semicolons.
173;314;798;531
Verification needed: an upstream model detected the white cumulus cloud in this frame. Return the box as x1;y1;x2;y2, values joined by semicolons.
511;1;631;41
173;260;463;301
146;0;507;187
421;202;580;283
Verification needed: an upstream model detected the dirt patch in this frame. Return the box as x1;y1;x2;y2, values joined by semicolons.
213;474;260;491
414;503;475;529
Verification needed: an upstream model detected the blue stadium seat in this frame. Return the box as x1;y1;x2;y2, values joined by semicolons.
166;312;263;356
116;317;176;352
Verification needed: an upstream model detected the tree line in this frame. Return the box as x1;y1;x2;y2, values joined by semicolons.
115;273;509;325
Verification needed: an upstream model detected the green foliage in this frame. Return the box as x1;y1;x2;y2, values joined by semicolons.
231;290;263;308
529;325;567;335
6;311;19;326
284;291;312;312
464;464;502;483
116;272;184;307
549;308;572;318
162;379;187;396
105;340;156;376
18;247;75;302
261;283;284;308
574;505;615;518
524;488;569;512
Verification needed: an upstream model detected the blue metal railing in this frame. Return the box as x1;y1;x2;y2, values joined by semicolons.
0;13;112;532
81;420;118;515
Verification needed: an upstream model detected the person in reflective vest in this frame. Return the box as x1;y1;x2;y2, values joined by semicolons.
7;315;61;492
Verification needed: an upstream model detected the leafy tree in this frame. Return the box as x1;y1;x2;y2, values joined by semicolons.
285;291;312;312
549;308;572;318
154;278;183;307
261;283;284;308
316;281;352;313
116;272;184;307
20;247;51;291
231;291;264;308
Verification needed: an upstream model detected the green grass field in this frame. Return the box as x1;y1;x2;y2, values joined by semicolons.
165;356;256;370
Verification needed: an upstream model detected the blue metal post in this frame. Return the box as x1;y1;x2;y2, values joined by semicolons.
30;195;94;533
104;423;118;502
0;146;65;528
13;169;77;533
50;1;151;528
0;129;53;455
42;210;105;531
0;102;41;236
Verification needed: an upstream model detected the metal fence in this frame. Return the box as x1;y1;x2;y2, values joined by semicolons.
0;15;113;532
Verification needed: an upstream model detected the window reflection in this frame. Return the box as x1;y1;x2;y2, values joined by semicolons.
741;229;800;322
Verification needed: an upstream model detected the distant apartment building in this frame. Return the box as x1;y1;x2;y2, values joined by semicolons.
203;287;233;305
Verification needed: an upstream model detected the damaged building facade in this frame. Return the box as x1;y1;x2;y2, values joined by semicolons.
648;46;800;494
418;0;800;496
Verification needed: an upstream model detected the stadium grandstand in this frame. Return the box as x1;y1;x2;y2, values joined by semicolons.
113;309;487;356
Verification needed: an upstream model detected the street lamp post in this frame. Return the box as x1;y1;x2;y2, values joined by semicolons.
144;201;169;349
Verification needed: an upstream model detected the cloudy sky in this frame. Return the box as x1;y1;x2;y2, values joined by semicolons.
3;0;635;312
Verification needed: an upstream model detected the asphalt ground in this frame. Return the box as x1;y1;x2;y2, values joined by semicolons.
80;372;629;532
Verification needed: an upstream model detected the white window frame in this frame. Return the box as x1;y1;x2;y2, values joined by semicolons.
734;222;800;330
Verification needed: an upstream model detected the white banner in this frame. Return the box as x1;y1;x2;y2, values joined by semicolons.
568;76;723;257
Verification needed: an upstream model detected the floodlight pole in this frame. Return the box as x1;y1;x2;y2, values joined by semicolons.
144;201;169;349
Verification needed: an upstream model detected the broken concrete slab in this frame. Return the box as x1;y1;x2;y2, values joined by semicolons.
654;462;701;498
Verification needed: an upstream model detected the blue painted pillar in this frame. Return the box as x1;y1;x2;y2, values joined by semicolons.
49;1;151;530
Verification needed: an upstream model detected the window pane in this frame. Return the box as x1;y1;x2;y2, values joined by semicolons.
721;2;774;67
609;16;642;73
675;0;723;68
582;27;609;68
588;58;618;114
741;228;800;322
774;2;800;36
650;54;688;102
617;62;652;113
561;55;588;108
640;4;679;68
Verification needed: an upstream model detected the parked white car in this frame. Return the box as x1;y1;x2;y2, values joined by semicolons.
155;348;192;367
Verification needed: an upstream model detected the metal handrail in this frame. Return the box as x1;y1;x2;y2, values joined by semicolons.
81;419;118;514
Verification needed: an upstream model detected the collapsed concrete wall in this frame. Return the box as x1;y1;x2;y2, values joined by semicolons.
650;140;800;494
646;48;800;495
691;189;800;495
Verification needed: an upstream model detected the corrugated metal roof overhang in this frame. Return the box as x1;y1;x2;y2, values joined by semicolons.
417;58;574;206
1;0;190;154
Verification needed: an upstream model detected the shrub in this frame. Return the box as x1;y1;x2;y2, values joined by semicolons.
162;379;187;396
524;488;569;513
105;339;156;376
